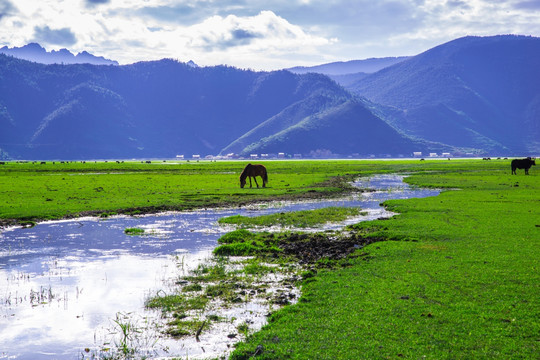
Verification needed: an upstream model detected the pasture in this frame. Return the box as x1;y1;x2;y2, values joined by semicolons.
0;158;511;226
0;160;356;226
0;158;538;359
230;160;539;359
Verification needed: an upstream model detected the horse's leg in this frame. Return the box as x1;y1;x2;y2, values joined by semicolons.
249;176;253;188
525;168;529;175
254;177;259;188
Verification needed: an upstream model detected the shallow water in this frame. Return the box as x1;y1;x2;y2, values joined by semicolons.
0;174;439;359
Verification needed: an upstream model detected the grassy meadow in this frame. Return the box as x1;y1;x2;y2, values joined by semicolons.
0;161;490;225
0;158;538;359
0;158;509;226
229;161;540;359
0;160;358;226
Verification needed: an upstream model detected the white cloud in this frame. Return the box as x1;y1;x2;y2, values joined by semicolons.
185;11;332;51
117;10;334;69
0;1;337;68
33;25;77;46
384;0;540;53
0;0;539;69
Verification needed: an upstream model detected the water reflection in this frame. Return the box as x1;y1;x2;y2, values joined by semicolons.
0;174;439;359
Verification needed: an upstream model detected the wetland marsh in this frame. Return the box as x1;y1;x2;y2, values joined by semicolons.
1;159;538;359
0;170;438;359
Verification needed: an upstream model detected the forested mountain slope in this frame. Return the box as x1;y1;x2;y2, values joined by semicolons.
348;35;540;154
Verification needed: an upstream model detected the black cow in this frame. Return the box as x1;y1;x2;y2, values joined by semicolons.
511;158;536;175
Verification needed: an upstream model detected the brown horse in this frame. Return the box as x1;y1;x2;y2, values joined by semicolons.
240;163;268;188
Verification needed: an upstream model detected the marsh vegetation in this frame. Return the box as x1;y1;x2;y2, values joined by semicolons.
1;159;537;359
218;207;366;229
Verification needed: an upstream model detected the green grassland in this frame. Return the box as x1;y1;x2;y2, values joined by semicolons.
0;159;509;226
1;158;538;359
0;160;355;226
230;162;540;359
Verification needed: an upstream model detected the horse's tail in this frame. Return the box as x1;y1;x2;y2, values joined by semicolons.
263;169;268;183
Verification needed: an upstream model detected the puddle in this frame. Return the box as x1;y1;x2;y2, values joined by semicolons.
0;174;439;359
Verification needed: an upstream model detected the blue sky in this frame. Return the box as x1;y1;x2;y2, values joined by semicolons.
0;0;539;69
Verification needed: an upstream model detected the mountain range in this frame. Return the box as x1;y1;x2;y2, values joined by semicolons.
0;35;538;160
287;57;410;76
287;57;410;87
0;43;118;65
347;35;540;155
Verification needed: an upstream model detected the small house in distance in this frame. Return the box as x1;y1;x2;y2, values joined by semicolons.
413;152;423;157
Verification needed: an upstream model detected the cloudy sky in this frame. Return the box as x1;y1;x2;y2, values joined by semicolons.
0;0;539;69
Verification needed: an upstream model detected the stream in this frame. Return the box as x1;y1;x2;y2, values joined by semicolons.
0;174;440;359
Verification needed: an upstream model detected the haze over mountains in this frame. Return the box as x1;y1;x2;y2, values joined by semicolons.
0;35;538;160
287;57;410;87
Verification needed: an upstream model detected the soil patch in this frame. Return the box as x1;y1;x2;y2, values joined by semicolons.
279;232;381;264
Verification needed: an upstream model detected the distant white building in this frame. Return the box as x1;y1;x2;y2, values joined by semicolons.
413;152;423;157
429;153;438;157
250;154;258;159
261;154;268;159
442;152;451;157
192;154;200;159
176;155;184;159
278;152;285;158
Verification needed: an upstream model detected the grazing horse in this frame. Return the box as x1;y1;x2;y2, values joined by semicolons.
240;163;268;188
511;158;536;175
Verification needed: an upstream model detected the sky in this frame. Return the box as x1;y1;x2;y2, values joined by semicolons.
0;0;539;70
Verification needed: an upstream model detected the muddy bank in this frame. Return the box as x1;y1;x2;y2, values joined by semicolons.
279;232;381;264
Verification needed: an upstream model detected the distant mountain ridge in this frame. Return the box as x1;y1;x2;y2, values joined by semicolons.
0;43;118;65
0;35;538;160
347;35;540;155
0;55;421;160
287;57;411;88
287;57;410;76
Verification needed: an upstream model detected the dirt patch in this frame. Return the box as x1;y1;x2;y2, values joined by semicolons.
278;232;380;264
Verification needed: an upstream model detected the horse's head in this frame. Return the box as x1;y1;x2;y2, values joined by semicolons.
240;176;246;188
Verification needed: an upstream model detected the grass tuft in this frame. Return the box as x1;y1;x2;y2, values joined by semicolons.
124;227;145;236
